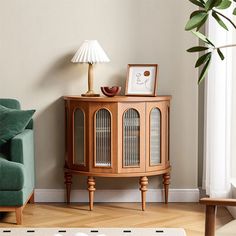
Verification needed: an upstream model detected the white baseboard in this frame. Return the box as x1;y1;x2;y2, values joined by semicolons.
35;188;199;203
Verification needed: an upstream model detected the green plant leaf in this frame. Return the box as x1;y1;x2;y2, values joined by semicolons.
233;7;236;15
213;9;236;29
217;48;225;60
191;30;215;46
198;57;212;84
189;0;205;7
191;31;208;43
205;38;215;47
190;10;207;18
187;46;209;52
185;12;208;30
197;13;209;30
205;0;219;11
195;52;212;67
213;0;225;7
212;11;229;30
216;0;232;9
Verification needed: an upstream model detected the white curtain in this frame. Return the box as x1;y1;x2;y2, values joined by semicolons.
231;21;236;183
203;12;233;198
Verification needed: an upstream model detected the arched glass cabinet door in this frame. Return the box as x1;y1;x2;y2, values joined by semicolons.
95;109;112;167
123;109;140;167
74;108;85;166
150;108;161;166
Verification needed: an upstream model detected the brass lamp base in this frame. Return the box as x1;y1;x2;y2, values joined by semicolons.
82;64;100;97
81;91;100;97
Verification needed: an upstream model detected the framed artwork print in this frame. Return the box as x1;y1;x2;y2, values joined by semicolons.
125;64;158;96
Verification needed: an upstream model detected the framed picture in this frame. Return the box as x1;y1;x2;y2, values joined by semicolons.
125;64;158;96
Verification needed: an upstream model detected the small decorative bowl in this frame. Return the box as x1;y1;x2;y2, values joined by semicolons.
101;86;121;97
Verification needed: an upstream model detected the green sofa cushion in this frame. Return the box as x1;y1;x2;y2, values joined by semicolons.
0;105;35;147
0;156;24;190
0;99;20;110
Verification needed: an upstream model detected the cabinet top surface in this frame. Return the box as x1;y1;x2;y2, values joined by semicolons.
63;95;171;102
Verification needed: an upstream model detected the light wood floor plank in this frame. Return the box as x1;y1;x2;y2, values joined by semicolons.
0;203;233;236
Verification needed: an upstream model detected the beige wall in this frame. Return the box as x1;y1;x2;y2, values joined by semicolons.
0;0;198;190
198;82;204;187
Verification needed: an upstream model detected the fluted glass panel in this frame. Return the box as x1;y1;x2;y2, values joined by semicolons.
74;109;85;165
150;108;161;165
95;109;111;167
123;109;140;167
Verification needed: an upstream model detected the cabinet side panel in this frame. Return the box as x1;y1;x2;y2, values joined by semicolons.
64;101;69;168
146;101;170;172
74;109;85;166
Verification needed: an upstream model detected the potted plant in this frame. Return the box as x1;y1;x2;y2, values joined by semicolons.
185;0;236;83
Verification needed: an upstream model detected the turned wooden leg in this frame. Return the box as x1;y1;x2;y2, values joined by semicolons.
139;176;148;211
163;172;170;204
205;205;217;236
16;207;23;225
29;191;35;204
64;172;72;204
87;176;96;211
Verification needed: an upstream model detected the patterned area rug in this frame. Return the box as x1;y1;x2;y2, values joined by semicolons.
0;228;186;236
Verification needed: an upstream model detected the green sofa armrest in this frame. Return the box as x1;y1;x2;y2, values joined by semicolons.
0;157;24;190
11;129;34;164
10;129;35;189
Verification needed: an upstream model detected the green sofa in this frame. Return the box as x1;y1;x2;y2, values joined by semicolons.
0;99;35;225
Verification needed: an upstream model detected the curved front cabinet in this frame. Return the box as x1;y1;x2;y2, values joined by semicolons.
64;96;172;208
64;97;171;175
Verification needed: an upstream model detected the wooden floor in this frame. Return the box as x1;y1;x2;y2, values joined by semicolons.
0;203;233;236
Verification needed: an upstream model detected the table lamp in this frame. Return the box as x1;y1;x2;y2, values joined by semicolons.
71;40;110;97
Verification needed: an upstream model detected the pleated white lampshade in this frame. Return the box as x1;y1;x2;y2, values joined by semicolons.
71;40;110;64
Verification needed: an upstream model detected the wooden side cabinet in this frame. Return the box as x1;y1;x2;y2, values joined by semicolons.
64;96;171;211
